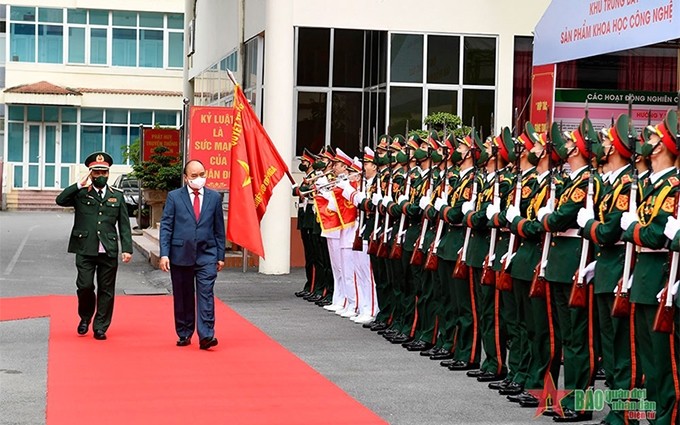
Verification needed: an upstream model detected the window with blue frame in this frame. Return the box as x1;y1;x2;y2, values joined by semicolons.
9;7;183;68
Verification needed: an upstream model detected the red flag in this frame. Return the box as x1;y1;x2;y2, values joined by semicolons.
227;85;290;258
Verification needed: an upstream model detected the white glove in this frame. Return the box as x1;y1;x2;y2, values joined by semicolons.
341;186;355;201
620;211;638;231
354;191;366;204
418;195;430;210
336;178;351;191
488;253;495;263
381;195;393;207
627;275;634;290
462;200;475;215
315;176;329;188
505;205;520;224
576;207;594;228
397;194;409;205
672;280;680;298
434;197;447;211
537;205;553;222
326;198;337;212
664;216;680;240
486;204;500;220
371;193;382;206
583;261;596;284
292;182;299;190
546;197;555;211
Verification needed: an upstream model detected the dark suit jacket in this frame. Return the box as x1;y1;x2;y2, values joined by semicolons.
159;187;226;266
56;184;133;257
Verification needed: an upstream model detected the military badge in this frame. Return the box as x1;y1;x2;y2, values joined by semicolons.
108;197;117;203
571;188;586;203
615;194;629;211
521;186;532;199
662;197;675;213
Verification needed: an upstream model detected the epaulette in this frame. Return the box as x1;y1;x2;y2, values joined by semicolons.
620;174;632;185
669;176;680;187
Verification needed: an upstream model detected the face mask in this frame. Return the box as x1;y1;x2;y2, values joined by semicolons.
450;151;463;164
92;176;108;189
312;160;326;170
430;151;443;163
594;145;611;165
188;177;206;190
527;151;541;166
414;148;429;161
640;141;658;158
396;151;409;165
298;163;308;172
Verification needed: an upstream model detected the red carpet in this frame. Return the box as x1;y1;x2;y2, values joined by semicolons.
0;295;387;425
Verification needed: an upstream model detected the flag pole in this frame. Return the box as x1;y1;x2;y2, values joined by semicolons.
227;69;296;185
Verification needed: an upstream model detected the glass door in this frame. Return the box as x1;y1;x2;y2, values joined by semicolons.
24;123;60;189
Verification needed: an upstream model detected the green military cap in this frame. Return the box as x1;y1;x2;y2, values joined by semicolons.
85;151;113;170
376;134;390;151
605;114;635;159
549;122;570;161
426;130;441;149
497;127;516;162
407;133;424;149
390;134;406;150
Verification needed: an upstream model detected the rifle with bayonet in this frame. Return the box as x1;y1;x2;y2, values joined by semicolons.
497;109;522;291
612;99;637;317
377;143;394;258
353;128;366;251
529;111;554;298
424;126;450;271
453;118;477;279
481;115;499;286
569;104;594;309
410;135;435;266
367;128;381;255
653;94;680;333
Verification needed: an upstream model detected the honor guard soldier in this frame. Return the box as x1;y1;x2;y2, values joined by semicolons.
576;113;642;425
294;148;320;299
621;109;679;424
56;151;133;340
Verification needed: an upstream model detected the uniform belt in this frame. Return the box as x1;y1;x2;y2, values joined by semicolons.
636;247;669;253
613;241;626;246
554;228;580;238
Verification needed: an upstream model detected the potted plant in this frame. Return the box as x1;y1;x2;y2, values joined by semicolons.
123;140;183;228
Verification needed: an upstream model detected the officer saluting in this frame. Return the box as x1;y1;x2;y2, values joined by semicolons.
56;152;133;340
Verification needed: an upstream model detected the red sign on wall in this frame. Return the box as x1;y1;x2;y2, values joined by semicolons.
142;128;181;162
529;63;557;135
188;106;235;191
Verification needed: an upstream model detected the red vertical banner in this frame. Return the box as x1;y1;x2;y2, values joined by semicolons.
530;63;556;134
142;128;181;162
188;106;235;190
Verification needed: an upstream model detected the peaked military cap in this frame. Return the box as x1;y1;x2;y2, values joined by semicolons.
85;152;113;170
376;134;390;151
497;127;516;163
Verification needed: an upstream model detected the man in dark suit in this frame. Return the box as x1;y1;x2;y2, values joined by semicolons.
159;159;226;350
56;151;133;341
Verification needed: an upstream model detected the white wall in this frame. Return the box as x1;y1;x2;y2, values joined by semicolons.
243;0;265;41
188;0;239;80
8;0;183;13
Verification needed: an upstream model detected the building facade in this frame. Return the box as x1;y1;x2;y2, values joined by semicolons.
1;1;185;209
186;0;551;274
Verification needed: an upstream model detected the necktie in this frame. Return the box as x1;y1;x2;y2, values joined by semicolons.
193;190;200;220
97;189;103;199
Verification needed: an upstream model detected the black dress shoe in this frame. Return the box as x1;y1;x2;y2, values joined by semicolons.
498;381;523;395
430;349;454;361
294;290;310;297
176;337;191;346
466;369;485;378
370;322;388;331
306;294;323;302
362;321;376;329
199;337;218;350
552;408;592;422
381;328;400;338
448;361;480;371
93;330;107;340
595;367;606;380
518;394;539;408
390;334;413;344
404;341;432;352
440;359;458;367
420;346;440;357
77;319;89;335
488;378;511;390
477;371;507;382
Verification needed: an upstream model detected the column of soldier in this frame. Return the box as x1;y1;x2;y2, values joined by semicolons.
293;106;680;424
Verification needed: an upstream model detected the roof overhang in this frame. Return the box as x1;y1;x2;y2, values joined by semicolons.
533;0;680;66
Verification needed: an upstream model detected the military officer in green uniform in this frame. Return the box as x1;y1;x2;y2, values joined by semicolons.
621;109;679;425
293;148;319;299
578;114;641;425
56;152;133;340
532;119;602;422
505;125;566;409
